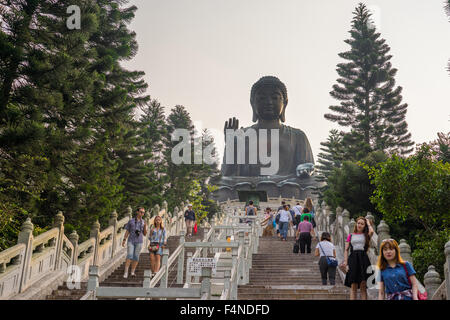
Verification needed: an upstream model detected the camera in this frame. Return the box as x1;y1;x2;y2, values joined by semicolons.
135;230;141;236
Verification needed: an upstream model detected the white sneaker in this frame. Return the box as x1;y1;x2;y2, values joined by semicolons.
123;271;128;279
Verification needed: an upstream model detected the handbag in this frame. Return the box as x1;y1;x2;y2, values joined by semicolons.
318;242;338;267
148;227;163;253
402;263;428;300
293;240;299;254
193;222;198;234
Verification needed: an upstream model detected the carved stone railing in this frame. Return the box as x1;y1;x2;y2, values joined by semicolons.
1;201;190;300
315;201;448;300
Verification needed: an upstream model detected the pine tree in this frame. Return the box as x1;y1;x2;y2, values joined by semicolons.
316;129;345;180
137;99;168;208
164;105;196;211
325;3;414;159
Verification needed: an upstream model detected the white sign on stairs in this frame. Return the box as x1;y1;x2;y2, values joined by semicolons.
187;257;217;276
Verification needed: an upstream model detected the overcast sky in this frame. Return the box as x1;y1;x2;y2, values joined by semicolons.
123;0;450;164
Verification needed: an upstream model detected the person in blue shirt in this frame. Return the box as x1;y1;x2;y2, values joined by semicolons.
377;238;419;300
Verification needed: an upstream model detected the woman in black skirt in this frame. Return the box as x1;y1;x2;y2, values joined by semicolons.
342;217;374;300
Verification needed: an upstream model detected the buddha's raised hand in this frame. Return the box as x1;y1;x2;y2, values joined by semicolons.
223;117;239;140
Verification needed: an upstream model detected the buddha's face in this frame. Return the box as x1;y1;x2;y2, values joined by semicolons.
252;86;285;121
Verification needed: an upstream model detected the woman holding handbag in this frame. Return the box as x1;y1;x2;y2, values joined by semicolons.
314;232;337;285
148;215;166;275
377;238;424;300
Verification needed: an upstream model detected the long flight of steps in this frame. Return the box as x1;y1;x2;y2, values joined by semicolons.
47;228;206;300
238;235;349;300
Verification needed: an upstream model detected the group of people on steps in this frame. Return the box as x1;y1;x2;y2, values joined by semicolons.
121;204;197;279
261;201;422;300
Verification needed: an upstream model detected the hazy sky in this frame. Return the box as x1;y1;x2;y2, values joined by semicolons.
123;0;450;163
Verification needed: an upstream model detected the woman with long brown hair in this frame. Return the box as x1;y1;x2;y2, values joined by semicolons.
148;215;166;275
304;197;316;228
342;216;374;300
377;239;419;300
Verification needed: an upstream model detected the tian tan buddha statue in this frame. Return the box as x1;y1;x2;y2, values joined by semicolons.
216;76;318;202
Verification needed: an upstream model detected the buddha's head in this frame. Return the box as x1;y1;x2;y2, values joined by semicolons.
250;76;288;123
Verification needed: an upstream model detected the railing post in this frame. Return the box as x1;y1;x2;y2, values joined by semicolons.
231;246;238;300
377;220;390;251
200;267;212;300
143;269;152;288
87;265;99;298
444;240;450;300
69;231;79;266
399;239;413;265
177;231;186;284
223;269;231;299
424;265;441;299
17;218;34;293
90;220;101;266
160;248;169;288
109;210;118;259
238;231;246;285
52;211;65;271
203;227;210;258
186;251;193;286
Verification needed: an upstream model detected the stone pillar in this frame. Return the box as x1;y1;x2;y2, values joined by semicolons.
87;265;99;292
18;218;34;293
143;269;152;288
365;212;375;228
160;248;169;288
125;206;133;219
377;220;390;251
173;207;179;235
53;211;65;271
109;210;118;258
177;231;185;284
424;265;441;299
90;220;101;266
342;210;350;230
69;231;79;266
445;240;450;300
231;246;238;300
348;219;356;234
152;204;160;218
162;200;168;214
399;239;412;265
223;269;231;297
238;231;246;285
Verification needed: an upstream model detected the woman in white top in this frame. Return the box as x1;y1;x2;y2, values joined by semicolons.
315;232;337;285
278;205;292;241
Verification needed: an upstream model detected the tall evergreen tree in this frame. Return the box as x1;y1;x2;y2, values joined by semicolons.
164;105;196;212
325;3;414;159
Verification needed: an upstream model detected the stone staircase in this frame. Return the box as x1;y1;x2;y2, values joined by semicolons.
46;228;206;300
237;235;349;300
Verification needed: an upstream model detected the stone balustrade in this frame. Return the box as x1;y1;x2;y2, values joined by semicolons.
315;201;449;300
0;201;190;300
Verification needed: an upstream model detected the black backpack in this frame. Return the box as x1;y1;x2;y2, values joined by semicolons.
275;213;280;224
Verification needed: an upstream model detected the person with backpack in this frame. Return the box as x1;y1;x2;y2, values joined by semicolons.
315;232;337;285
184;204;196;237
300;207;313;223
245;200;257;225
122;207;148;278
342;216;374;300
296;215;316;253
278;204;292;241
377;239;419;300
304;197;316;228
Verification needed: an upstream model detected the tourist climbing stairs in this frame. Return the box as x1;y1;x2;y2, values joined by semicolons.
237;234;349;300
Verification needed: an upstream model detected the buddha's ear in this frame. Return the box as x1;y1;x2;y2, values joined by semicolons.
251;103;258;122
280;100;288;123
